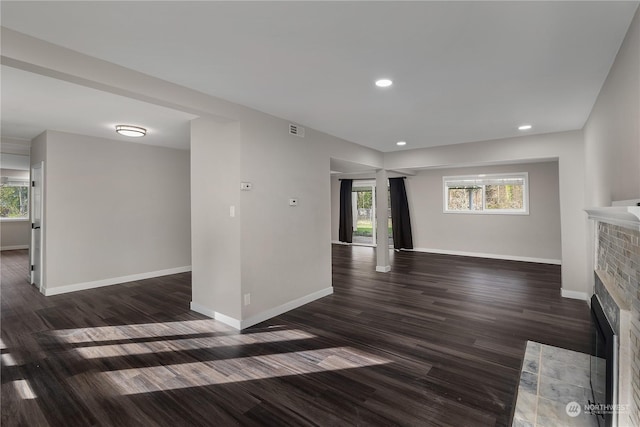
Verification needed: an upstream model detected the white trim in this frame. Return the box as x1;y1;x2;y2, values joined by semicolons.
560;289;589;301
0;218;30;222
189;302;217;318
412;247;561;265
215;311;243;330
376;265;391;272
240;287;333;330
189;287;334;331
331;240;377;248
611;199;640;207
1;244;29;251
585;206;640;231
43;266;192;296
331;240;351;245
443;172;529;215
189;303;243;330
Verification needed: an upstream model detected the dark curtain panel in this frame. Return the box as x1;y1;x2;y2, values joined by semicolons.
389;178;413;250
338;179;353;243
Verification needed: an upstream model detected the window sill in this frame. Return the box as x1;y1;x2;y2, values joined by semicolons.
443;210;529;216
0;218;30;222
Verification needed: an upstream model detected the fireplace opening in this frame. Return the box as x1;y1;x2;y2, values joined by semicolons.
590;294;618;427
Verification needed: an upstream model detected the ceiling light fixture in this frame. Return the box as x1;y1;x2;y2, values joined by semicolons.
518;124;532;131
116;125;147;137
396;141;407;146
375;79;393;88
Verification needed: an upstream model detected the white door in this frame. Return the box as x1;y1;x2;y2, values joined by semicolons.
30;162;44;290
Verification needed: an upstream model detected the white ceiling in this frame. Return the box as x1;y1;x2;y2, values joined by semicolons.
1;66;196;150
1;1;638;152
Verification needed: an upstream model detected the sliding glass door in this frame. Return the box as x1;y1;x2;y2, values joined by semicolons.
349;179;394;247
352;181;376;245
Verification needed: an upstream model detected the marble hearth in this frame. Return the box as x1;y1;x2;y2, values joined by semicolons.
512;341;596;427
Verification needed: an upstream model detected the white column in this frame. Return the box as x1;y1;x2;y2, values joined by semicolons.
375;169;390;272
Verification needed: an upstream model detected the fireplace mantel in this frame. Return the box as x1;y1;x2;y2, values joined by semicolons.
585;206;640;230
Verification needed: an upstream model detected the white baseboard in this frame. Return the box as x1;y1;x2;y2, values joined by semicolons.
189;302;217;319
189;302;242;330
191;287;333;330
561;289;589;301
43;266;192;296
241;287;333;329
1;245;29;251
412;247;562;265
376;265;391;272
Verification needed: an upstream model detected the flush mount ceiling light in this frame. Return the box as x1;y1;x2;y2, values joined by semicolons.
396;141;407;146
518;124;533;131
115;125;147;137
375;79;393;88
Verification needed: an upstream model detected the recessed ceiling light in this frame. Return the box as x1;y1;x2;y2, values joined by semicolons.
375;79;393;88
518;124;532;131
116;125;147;137
396;141;407;146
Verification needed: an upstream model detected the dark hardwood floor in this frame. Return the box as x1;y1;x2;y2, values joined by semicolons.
1;246;590;426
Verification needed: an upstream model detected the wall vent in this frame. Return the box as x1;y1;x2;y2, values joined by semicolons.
289;123;305;137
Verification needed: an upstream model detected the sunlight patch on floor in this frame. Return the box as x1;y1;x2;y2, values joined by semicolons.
97;346;390;395
50;319;251;343
74;329;316;358
2;352;17;366
12;380;37;399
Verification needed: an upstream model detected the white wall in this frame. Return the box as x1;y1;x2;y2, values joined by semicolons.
407;162;561;262
584;6;639;207
385;131;588;297
190;119;242;321
191;113;384;329
0;221;30;250
33;131;191;294
582;7;640;294
239;111;333;322
1;137;31;156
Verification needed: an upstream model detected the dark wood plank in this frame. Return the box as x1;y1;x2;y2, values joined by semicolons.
0;246;590;426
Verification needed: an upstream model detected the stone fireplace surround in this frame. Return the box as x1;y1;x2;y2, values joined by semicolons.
586;206;640;427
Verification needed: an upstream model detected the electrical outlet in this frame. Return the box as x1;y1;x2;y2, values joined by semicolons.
244;293;251;306
230;205;235;217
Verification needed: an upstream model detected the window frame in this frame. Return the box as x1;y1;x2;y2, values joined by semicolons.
442;172;529;215
0;177;30;221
